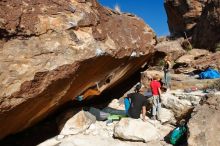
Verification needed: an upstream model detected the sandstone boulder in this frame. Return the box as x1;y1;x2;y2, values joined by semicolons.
164;0;220;50
164;0;206;36
192;0;220;51
162;91;206;118
59;111;96;136
113;118;160;142
175;54;195;64
188;94;220;146
154;39;186;61
159;108;176;124
0;0;156;139
175;49;210;65
191;52;220;70
141;70;218;90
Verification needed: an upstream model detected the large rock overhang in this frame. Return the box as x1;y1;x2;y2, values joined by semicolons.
0;0;156;139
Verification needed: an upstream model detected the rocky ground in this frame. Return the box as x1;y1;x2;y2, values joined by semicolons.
35;82;220;146
0;0;220;145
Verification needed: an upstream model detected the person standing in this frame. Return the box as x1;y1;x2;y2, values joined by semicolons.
150;74;162;120
163;55;172;90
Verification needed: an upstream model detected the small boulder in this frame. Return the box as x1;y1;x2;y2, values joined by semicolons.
59;110;96;136
114;118;160;142
162;92;193;118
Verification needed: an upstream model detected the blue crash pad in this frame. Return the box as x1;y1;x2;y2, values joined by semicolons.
199;68;220;79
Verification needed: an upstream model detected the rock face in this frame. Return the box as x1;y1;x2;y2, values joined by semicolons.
188;94;220;146
175;49;210;64
164;0;206;36
0;0;156;139
192;0;220;50
152;38;186;64
164;0;220;50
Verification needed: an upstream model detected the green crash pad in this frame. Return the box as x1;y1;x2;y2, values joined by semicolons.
107;114;127;121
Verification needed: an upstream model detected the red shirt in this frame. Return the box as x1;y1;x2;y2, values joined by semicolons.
150;80;161;95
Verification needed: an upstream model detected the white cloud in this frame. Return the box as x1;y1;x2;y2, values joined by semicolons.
114;3;121;13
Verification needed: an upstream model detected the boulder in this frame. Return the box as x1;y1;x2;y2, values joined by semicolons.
140;70;218;90
164;0;206;36
113;118;160;142
191;52;220;71
162;92;192;118
192;0;220;51
164;0;220;50
161;91;206;118
159;108;176;124
188;49;210;58
154;39;186;61
175;49;210;66
59;111;96;136
188;94;220;146
0;0;156;139
175;54;195;64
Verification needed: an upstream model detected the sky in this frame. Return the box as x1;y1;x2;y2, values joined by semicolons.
98;0;169;36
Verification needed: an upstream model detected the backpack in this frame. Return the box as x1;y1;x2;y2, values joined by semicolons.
170;126;187;145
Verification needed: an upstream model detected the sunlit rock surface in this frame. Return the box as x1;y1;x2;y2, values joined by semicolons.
164;0;220;50
0;0;156;139
188;94;220;146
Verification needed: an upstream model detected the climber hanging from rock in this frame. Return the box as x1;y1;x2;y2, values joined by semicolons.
75;82;101;101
